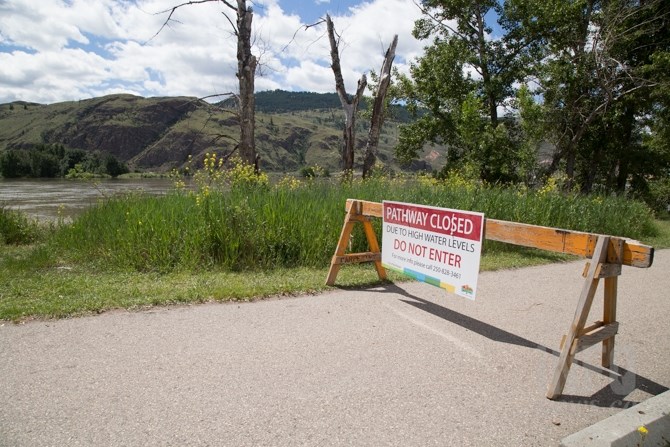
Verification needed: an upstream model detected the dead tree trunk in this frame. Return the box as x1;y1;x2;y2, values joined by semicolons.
156;0;258;171
362;35;398;178
326;14;367;172
233;0;258;170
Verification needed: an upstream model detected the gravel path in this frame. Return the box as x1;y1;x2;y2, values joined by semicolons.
1;251;668;446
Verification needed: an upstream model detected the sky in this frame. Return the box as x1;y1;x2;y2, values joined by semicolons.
0;0;428;104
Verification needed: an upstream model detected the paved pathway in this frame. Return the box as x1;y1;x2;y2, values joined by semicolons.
1;251;669;446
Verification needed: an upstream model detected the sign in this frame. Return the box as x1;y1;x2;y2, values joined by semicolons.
381;201;484;299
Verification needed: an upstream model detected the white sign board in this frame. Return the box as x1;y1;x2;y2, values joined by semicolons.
381;201;485;299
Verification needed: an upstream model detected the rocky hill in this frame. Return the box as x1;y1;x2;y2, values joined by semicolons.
0;91;440;173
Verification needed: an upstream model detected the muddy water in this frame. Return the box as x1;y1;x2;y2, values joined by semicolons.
0;178;176;221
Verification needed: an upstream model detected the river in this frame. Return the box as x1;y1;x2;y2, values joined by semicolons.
0;178;176;221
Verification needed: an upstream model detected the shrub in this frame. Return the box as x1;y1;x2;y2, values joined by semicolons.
645;177;670;214
0;207;41;245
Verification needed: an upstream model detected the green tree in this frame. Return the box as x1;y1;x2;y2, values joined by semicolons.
82;151;104;175
29;150;60;178
104;153;129;177
395;39;469;164
59;148;88;177
534;0;670;192
396;0;540;182
0;150;31;178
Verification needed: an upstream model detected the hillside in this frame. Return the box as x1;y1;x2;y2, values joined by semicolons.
0;91;440;173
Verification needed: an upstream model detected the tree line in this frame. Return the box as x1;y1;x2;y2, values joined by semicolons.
393;0;669;209
0;144;129;179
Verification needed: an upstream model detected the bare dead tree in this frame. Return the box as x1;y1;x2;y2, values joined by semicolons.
155;0;258;170
362;35;398;178
326;14;367;172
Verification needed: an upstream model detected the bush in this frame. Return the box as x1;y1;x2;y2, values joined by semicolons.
645;177;670;214
299;164;329;178
0;207;41;245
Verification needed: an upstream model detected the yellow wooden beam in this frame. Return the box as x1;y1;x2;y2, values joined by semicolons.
345;198;382;218
485;219;653;268
343;199;654;268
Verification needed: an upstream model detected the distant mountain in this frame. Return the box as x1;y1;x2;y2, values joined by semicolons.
222;90;342;113
252;90;413;122
0;92;439;173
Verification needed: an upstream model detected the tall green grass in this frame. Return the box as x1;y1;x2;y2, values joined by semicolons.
0;206;42;245
47;173;658;274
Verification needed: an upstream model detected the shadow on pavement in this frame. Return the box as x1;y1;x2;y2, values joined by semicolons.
372;283;669;407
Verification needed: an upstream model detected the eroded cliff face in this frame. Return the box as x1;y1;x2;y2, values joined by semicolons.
42;95;199;161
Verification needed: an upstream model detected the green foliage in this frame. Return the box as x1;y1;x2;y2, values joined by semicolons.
30;150;61;177
0;150;31;178
395;0;541;182
105;153;130;177
0;207;41;245
65;163;96;179
641;177;670;214
0;144;128;178
394;38;468;163
397;0;669;203
299;164;330;178
529;0;670;192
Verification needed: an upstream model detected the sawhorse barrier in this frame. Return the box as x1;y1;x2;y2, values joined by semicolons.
326;199;655;400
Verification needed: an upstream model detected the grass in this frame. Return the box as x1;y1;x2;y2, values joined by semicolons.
0;263;382;321
644;216;670;248
43;173;659;274
1;172;667;322
0;206;42;245
0;243;576;322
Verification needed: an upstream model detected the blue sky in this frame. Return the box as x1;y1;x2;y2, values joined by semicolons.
0;0;430;104
280;0;361;24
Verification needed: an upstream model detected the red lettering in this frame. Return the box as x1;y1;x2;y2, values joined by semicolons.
394;239;406;251
408;243;427;256
429;248;462;268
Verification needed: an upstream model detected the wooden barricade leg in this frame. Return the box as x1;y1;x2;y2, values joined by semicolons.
546;236;610;400
325;200;387;286
326;202;360;286
602;276;618;368
361;215;387;282
602;239;623;368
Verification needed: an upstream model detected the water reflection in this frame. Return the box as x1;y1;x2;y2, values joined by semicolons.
0;178;176;221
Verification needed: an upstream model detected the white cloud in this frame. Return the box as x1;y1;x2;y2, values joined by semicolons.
0;0;89;51
0;0;426;104
284;60;334;93
0;48;114;103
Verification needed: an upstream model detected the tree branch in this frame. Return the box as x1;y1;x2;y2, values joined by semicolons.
327;15;350;108
149;0;224;43
280;18;326;54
